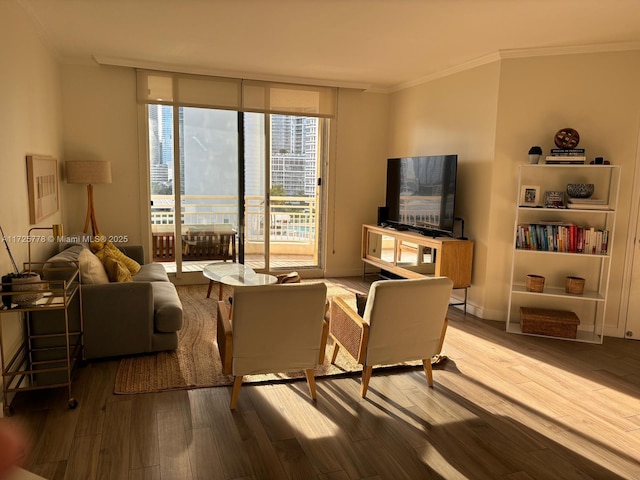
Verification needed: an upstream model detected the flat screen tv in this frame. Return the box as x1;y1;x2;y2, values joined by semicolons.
385;155;458;237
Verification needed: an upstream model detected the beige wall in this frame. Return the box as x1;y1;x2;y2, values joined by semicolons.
324;89;390;277
0;2;63;361
388;62;501;316
61;64;142;243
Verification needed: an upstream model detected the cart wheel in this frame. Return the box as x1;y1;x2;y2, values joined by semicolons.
68;398;78;409
3;405;14;417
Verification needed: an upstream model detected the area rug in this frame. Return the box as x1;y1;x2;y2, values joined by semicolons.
113;281;431;394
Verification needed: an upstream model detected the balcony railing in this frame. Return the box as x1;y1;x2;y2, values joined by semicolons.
150;194;317;244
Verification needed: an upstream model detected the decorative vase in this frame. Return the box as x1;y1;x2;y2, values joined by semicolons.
528;154;541;164
11;272;45;306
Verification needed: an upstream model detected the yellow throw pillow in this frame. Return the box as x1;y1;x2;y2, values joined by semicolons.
103;255;132;282
92;240;141;276
104;242;141;275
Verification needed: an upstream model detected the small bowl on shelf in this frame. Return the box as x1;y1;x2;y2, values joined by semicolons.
566;183;594;199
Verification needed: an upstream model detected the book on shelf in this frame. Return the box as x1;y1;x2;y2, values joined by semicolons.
550;148;585;155
545;155;587;164
567;203;611;210
515;223;609;254
567;197;610;210
568;197;607;204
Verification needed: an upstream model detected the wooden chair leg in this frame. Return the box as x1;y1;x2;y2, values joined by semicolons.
360;365;373;398
330;340;340;364
437;318;449;354
304;369;317;400
422;359;434;387
318;320;329;364
230;376;243;409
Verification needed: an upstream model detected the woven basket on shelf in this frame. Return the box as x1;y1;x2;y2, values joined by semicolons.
525;274;545;293
565;276;585;295
520;307;580;339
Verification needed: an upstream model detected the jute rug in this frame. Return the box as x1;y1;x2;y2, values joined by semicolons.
113;281;432;395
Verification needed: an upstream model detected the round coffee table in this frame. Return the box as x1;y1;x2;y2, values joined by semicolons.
202;263;277;299
219;272;277;288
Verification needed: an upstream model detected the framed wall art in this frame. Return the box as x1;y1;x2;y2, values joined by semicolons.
26;155;59;224
519;185;540;207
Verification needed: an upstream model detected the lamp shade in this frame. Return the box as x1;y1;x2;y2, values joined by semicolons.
66;161;112;185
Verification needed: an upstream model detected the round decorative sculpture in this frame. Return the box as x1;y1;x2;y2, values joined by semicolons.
554;128;580;149
566;183;594;198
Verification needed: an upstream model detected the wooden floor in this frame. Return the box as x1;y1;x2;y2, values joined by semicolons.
6;277;640;480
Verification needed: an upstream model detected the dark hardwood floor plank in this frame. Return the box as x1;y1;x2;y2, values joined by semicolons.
97;399;133;480
129;393;159;471
63;434;101;480
241;383;297;442
273;437;320;480
27;397;80;465
128;465;161;480
206;388;254;479
233;409;289;480
185;427;226;480
352;437;426;480
157;408;193;480
29;460;67;480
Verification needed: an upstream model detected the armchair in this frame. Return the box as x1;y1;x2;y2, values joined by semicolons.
329;276;453;397
217;282;327;409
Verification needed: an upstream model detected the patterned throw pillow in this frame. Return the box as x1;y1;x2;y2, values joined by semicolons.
102;254;132;282
92;240;141;276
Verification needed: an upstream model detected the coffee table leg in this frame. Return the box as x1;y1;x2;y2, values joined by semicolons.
206;280;214;298
218;282;223;301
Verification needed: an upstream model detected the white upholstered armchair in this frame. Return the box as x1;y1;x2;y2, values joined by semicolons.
329;277;453;398
217;282;328;409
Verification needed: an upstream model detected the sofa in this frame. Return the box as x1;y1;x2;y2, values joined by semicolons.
44;242;183;360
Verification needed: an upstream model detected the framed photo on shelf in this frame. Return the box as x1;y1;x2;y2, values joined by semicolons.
519;185;540;207
544;190;565;208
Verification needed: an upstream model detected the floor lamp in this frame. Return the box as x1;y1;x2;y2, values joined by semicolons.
65;161;112;236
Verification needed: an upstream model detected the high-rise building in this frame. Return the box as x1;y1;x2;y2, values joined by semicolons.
270;115;318;196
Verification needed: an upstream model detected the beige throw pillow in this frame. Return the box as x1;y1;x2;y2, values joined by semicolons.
78;248;109;284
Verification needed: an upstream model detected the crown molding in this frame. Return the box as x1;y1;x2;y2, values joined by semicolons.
389;41;640;93
389;52;502;93
499;41;640;59
92;55;371;91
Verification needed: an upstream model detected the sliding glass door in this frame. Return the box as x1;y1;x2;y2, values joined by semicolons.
147;106;325;275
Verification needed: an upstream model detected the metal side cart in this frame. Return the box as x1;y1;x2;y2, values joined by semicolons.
0;261;83;416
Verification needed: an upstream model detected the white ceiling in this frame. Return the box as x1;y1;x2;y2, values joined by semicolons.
17;0;640;91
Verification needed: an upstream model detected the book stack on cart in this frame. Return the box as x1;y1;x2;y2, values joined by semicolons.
545;148;586;164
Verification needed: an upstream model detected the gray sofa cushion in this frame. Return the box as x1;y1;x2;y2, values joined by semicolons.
152;282;183;333
133;263;170;283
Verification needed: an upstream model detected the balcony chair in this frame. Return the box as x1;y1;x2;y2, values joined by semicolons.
329;276;453;398
217;282;327;409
